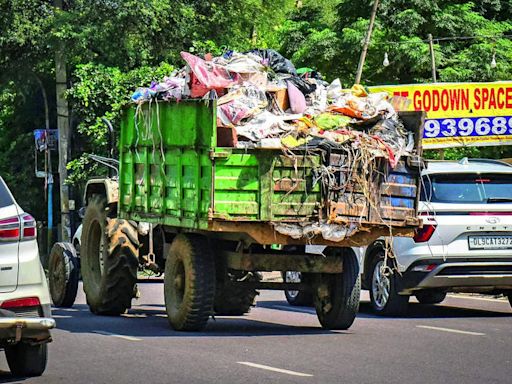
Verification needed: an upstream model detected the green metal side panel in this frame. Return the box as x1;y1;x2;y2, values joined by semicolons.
212;149;321;222
271;155;321;220
213;152;260;220
119;100;322;227
119;100;215;229
118;101;422;233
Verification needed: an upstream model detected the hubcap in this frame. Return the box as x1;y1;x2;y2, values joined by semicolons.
372;260;390;310
285;271;301;299
173;260;186;306
50;253;65;300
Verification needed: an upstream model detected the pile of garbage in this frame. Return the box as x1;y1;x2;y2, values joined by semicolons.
130;49;417;242
131;49;414;169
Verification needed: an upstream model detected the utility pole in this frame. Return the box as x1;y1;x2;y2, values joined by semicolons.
428;33;437;82
355;0;380;84
55;0;71;242
33;74;54;257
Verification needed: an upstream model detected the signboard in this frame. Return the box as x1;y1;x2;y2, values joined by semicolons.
34;129;58;151
370;82;512;149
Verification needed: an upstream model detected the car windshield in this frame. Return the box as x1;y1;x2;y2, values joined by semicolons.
0;178;14;208
421;173;512;203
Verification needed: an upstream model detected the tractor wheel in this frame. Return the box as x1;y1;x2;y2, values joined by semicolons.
214;272;260;316
314;248;361;330
48;242;79;308
81;196;139;315
164;234;215;331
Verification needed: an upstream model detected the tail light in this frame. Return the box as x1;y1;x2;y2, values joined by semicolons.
0;213;36;242
1;297;41;309
413;224;437;243
0;216;20;242
21;214;36;240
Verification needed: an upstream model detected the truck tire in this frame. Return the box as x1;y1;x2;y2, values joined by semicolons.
81;196;139;315
283;271;314;306
415;290;446;305
164;234;215;331
369;251;409;316
214;272;260;316
5;343;47;377
314;248;360;330
48;242;79;308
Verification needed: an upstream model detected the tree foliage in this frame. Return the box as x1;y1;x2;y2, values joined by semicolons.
1;0;512;219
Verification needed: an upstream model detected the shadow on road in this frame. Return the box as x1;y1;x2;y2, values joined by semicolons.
52;303;340;339
0;370;30;382
358;301;512;319
58;298;510;340
257;299;511;320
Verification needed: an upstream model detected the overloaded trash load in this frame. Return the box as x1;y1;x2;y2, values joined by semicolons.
131;49;412;167
127;49;422;243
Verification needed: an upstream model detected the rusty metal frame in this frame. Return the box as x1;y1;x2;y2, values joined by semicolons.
208;221;417;247
223;250;343;273
227;281;311;291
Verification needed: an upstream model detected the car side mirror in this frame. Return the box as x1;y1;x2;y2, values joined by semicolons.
78;207;86;219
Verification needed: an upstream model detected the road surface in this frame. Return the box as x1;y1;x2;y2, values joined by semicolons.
1;282;510;384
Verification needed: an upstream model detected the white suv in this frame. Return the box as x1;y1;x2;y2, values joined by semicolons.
362;158;512;315
0;177;55;376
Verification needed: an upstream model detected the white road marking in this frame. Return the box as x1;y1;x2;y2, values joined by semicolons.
57;307;79;312
92;330;141;341
416;325;485;336
237;362;313;377
447;294;508;303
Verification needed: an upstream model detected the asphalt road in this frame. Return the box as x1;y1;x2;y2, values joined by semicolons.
1;282;511;384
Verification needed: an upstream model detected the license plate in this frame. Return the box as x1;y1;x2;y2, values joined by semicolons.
468;235;512;250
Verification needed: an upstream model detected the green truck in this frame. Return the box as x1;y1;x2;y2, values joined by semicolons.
49;99;424;332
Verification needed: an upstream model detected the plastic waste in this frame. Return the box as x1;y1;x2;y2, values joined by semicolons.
223;52;266;74
286;81;306;114
131;87;156;103
151;76;186;100
314;113;351;131
305;79;328;115
327;79;342;100
248;49;297;75
235;111;293;142
257;138;282;148
273;223;358;242
351;84;368;97
280;135;310;148
181;52;238;97
320;223;358;242
217;84;268;127
286;76;317;96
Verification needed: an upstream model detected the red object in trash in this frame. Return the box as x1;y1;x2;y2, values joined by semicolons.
181;52;238;98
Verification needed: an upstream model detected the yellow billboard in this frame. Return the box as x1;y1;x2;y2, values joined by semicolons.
370;82;512;149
